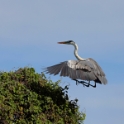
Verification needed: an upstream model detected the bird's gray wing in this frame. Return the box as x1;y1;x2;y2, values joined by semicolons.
75;60;97;81
44;60;96;81
44;60;78;78
86;58;107;84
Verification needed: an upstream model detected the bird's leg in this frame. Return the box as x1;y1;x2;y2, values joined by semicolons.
90;82;96;88
79;80;90;87
73;79;96;88
73;79;79;85
73;79;89;87
80;81;96;88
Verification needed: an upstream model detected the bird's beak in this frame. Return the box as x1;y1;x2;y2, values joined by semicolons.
58;41;66;44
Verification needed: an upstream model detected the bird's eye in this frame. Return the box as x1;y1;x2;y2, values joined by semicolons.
68;40;73;43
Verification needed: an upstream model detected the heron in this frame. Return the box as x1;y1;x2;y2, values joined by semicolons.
44;40;107;88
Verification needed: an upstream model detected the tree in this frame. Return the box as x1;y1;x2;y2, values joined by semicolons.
0;67;85;124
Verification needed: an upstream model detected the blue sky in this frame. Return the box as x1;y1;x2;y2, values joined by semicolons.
0;1;124;124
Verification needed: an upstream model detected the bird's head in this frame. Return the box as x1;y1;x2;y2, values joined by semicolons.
58;40;75;45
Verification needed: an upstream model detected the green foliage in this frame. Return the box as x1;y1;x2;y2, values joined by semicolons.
0;67;85;124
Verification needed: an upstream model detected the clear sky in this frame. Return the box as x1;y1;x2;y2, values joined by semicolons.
0;1;124;124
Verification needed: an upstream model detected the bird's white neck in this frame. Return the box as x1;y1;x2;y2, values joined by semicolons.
73;43;85;60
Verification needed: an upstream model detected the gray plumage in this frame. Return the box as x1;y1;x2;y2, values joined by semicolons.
44;40;107;87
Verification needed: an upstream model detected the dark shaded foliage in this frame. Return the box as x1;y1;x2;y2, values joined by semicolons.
0;67;85;124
